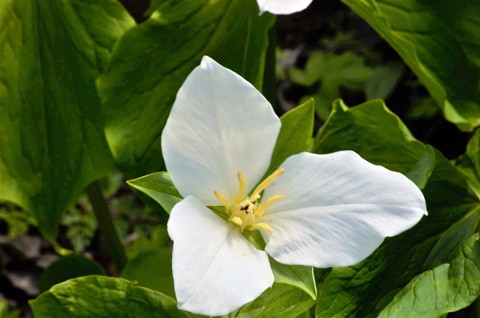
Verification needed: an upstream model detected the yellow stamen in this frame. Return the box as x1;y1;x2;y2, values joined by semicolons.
235;172;247;203
214;189;230;210
249;222;272;232
254;194;286;217
252;168;285;197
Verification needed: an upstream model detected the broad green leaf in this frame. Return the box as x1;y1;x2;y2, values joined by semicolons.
341;0;480;131
30;276;187;318
266;99;315;176
127;172;181;214
38;255;105;293
225;283;316;318
121;248;175;299
98;0;275;177
0;0;135;240
313;100;480;317
379;234;480;318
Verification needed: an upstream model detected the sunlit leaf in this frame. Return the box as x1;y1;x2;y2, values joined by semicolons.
30;276;187;317
98;0;275;177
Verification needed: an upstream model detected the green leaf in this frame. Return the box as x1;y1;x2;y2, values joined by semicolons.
0;0;135;240
341;0;480;131
266;99;315;176
455;130;480;198
0;299;20;318
314;99;430;186
97;0;275;177
127;172;182;214
30;276;188;318
313;100;480;317
125;225;170;259
366;62;405;100
225;283;316;318
379;234;480;318
121;248;175;299
270;259;317;300
38;255;105;293
288;52;326;86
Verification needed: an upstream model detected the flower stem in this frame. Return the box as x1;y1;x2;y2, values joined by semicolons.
86;180;127;273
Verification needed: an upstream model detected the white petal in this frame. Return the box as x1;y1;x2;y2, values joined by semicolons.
162;56;281;206
168;196;274;316
257;0;313;15
261;151;427;268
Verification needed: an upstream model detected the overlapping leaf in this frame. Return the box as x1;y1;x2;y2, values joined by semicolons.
98;0;275;177
341;0;480;130
379;234;480;318
0;0;135;240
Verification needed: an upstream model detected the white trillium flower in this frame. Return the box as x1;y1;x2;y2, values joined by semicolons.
257;0;314;15
162;56;427;316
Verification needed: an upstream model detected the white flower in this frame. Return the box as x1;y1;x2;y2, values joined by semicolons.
162;56;427;316
257;0;313;15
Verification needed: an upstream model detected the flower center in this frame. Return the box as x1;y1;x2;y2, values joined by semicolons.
213;168;285;232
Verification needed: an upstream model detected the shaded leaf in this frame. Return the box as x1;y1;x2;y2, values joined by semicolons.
38;255;105;293
342;0;480;130
379;234;480;318
122;248;175;299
